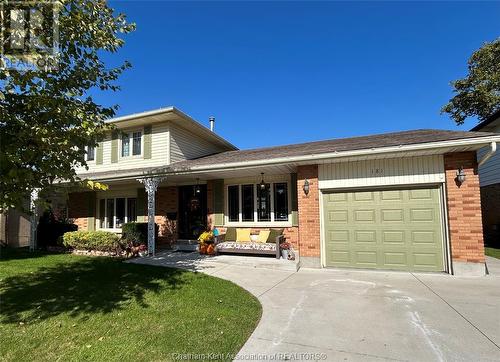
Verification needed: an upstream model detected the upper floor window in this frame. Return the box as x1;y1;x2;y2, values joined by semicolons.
121;130;142;157
226;181;290;224
86;145;95;161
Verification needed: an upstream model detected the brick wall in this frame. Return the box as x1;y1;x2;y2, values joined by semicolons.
444;152;485;263
297;165;321;258
479;183;500;246
68;192;89;231
155;187;178;245
207;180;214;230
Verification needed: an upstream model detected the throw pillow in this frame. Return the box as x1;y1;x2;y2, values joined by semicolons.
224;227;236;241
256;230;270;243
236;228;252;242
266;228;284;243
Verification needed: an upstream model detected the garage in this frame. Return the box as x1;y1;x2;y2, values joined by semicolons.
322;186;445;272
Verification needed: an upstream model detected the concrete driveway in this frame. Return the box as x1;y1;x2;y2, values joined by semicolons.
130;253;500;361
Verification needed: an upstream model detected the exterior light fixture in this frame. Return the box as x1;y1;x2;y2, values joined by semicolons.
303;179;310;195
195;178;201;194
260;173;266;190
456;167;466;185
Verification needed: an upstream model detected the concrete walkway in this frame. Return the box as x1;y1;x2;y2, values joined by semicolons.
129;252;500;361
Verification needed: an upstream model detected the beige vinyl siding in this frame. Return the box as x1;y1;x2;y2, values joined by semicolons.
477;123;500;187
169;124;227;162
477;147;500;186
318;155;445;190
76;123;170;174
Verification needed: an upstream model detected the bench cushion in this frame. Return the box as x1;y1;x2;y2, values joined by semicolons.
267;228;284;243
216;241;277;252
224;227;237;241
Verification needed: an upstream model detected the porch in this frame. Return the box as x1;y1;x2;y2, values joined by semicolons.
67;165;300;257
127;250;300;273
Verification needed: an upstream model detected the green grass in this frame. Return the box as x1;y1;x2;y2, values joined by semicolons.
0;248;262;361
485;247;500;259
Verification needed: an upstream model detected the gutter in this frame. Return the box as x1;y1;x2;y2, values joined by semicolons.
478;141;497;167
178;135;500;173
76;135;500;182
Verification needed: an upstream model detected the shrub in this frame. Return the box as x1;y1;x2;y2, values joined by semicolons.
37;210;78;247
62;231;121;253
121;222;158;245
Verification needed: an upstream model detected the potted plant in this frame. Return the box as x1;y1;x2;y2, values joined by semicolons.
198;230;214;255
280;241;291;260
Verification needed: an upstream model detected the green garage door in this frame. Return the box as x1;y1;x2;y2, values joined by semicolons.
323;187;445;272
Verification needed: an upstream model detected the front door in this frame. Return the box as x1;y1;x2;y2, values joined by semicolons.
178;184;207;240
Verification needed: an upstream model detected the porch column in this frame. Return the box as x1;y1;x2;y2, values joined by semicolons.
29;188;40;252
138;177;164;256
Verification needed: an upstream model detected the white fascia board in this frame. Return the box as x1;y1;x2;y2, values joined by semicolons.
180;135;500;173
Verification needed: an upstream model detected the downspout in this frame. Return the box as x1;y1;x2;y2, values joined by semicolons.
478;142;497;167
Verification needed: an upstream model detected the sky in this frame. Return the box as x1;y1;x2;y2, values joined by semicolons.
97;1;500;150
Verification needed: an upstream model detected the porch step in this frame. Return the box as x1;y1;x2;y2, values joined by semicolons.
174;239;198;252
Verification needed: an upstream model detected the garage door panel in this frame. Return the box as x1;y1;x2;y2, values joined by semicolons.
354;210;376;222
354;251;377;265
323;187;445;272
381;209;404;222
383;252;407;267
382;231;405;244
410;208;435;222
354;230;376;243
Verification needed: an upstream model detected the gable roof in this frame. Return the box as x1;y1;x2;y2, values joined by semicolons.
106;107;238;151
470;109;500;131
165;129;498;171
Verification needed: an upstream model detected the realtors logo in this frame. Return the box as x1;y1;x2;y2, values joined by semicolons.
0;0;60;70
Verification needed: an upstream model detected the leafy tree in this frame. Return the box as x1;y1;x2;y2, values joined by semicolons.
442;38;500;125
0;0;135;210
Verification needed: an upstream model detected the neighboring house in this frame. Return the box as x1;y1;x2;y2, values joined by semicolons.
50;107;500;275
470;109;500;246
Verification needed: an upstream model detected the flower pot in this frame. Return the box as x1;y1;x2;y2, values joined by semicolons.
199;244;207;255
281;249;289;260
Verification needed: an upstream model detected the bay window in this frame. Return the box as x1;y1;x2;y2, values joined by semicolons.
99;197;137;229
228;185;239;222
226;181;290;224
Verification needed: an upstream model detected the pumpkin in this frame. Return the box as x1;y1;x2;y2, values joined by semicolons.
199;244;207;254
207;244;215;255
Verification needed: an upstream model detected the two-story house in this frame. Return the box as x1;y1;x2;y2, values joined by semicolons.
59;107;500;275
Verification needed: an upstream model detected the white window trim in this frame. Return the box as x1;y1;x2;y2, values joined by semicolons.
224;181;292;227
119;128;144;159
97;196;137;232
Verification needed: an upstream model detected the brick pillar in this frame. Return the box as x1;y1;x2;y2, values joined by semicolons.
156;187;178;246
207;180;214;230
68;192;89;231
297;165;321;268
444;152;486;276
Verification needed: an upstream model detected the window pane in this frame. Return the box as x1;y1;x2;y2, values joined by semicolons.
257;183;271;222
132;132;141;155
99;199;105;228
106;199;114;228
242;184;254;222
274;183;288;221
87;145;95;161
127;198;137;222
116;198;125;228
228;185;239;222
122;133;130;157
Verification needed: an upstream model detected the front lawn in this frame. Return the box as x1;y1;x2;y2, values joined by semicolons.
0;248;261;361
485;247;500;259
